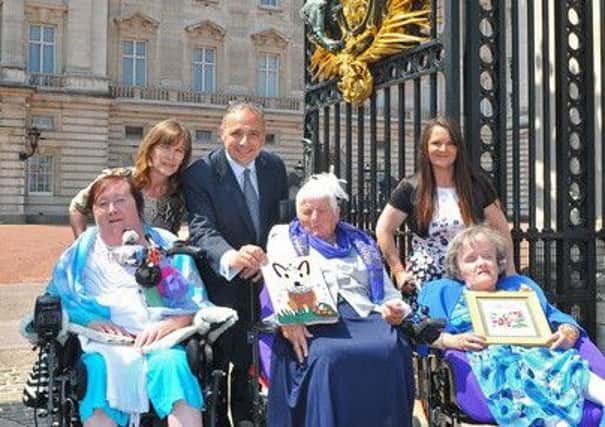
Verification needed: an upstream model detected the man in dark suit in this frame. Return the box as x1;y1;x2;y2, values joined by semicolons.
183;103;288;426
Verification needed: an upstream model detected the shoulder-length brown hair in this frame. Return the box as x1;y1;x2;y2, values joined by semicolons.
415;117;474;234
132;119;192;191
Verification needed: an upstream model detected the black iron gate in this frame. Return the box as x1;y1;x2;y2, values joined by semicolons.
302;0;603;338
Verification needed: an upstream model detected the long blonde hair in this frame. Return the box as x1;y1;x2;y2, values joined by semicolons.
132;119;192;191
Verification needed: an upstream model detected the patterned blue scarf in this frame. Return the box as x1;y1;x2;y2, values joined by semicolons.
289;218;384;303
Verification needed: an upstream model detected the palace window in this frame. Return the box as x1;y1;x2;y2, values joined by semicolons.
193;47;216;92
122;40;147;86
32;116;54;130
195;130;212;144
28;25;55;74
257;54;279;97
27;154;54;194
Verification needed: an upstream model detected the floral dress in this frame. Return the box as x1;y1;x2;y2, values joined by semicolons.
450;291;590;427
407;187;464;287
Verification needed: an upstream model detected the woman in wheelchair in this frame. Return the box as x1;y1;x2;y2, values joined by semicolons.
47;174;208;427
265;173;415;427
418;225;605;426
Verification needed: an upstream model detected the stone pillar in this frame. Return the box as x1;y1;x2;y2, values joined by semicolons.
64;0;109;93
0;0;26;82
90;0;108;78
158;0;183;88
65;0;92;73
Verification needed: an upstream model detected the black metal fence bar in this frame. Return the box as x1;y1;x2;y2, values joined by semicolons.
541;0;554;293
357;106;365;228
511;0;521;268
345;103;353;220
369;95;378;228
398;83;406;178
383;87;392;205
495;0;507;206
526;0;537;278
334;103;341;178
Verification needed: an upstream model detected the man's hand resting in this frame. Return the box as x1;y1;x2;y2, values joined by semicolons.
231;244;267;280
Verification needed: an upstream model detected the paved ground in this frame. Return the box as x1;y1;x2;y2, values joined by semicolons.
0;225;72;427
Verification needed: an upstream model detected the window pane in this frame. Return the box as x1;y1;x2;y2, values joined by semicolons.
195;130;212;143
135;59;146;85
257;72;266;96
204;66;214;92
125;126;144;139
123;41;133;56
268;55;279;68
43;45;54;73
193;65;202;92
30;25;40;41
193;48;202;62
122;58;133;85
135;41;146;57
28;155;53;194
205;48;215;63
43;27;54;43
32;116;54;130
267;71;277;96
28;44;40;72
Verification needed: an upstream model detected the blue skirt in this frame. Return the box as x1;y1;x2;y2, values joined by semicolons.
79;346;203;426
267;302;414;427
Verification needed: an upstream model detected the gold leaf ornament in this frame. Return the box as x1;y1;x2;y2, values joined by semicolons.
306;0;431;106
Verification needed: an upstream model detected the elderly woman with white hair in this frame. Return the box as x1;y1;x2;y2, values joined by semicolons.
418;225;605;426
265;173;415;427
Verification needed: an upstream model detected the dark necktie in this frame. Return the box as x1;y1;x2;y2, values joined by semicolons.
243;168;260;239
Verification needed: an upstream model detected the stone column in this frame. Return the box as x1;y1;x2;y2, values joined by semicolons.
65;0;92;73
90;0;108;78
64;0;109;92
0;0;26;82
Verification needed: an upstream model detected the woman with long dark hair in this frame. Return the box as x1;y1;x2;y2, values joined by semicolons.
69;119;192;237
375;117;514;293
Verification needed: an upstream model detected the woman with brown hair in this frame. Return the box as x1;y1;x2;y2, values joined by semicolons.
70;119;192;237
375;116;515;293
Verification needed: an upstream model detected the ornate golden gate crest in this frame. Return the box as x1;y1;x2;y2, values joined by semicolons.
301;0;431;105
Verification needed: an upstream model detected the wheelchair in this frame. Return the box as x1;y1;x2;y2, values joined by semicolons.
415;335;605;426
22;293;232;427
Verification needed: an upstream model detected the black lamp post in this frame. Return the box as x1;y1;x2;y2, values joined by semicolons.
19;127;42;161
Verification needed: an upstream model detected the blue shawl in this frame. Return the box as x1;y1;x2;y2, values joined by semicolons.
289;219;384;303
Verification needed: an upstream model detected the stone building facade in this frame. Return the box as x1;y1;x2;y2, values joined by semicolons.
0;0;305;223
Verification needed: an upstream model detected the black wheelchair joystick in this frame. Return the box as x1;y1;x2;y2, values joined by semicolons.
399;299;446;346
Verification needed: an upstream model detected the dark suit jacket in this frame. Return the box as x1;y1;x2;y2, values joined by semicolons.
183;148;288;317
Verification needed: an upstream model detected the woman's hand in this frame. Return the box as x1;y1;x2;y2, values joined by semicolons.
281;324;313;363
436;332;487;352
88;320;132;337
547;324;579;350
381;299;409;326
393;269;415;294
134;315;193;349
